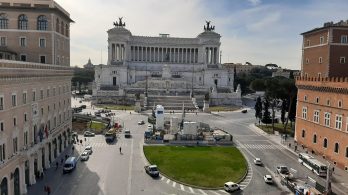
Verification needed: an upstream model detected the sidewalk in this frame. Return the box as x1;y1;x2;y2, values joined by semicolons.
249;124;348;195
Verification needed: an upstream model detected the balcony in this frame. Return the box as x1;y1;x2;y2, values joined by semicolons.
100;85;119;91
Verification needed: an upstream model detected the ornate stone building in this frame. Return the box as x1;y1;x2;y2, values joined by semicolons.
93;19;241;108
0;1;73;194
295;20;348;170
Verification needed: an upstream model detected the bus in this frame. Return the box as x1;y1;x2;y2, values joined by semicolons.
298;153;327;177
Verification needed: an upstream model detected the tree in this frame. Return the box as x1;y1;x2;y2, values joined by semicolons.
250;79;266;91
254;96;263;122
280;99;287;125
262;98;271;124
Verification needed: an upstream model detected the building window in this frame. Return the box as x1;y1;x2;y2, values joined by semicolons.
341;35;348;43
0;96;3;110
326;99;330;106
32;91;36;101
302;107;307;119
11;94;16;107
306;40;310;46
324;112;331;127
24;113;27;122
61;21;64;34
0;13;8;29
340;57;346;64
13;137;18;153
39;38;46;48
334;143;339;153
338;100;342;108
319;57;323;64
315;97;319;104
306;59;309;64
323;138;328;148
13;117;16;126
19;37;27;47
24;131;28;146
40;89;44;100
65;24;69;37
39;55;46;64
313;134;317;144
18;14;28;30
313;110;320;123
0;143;5;161
320;36;324;44
20;54;26;62
0;36;6;46
335;115;343;130
302;129;305;138
37;15;48;30
22;92;27;104
56;18;59;32
304;95;307;101
0;121;3;131
346;147;348;158
41;107;43;115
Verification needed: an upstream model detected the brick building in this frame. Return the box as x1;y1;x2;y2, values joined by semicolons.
295;20;348;170
301;20;348;78
0;1;73;194
0;0;73;65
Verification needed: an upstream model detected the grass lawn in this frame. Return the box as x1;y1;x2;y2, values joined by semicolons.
143;146;247;188
96;104;134;110
209;106;241;112
257;123;294;135
87;121;107;134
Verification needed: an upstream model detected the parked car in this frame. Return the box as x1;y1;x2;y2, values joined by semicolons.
144;165;159;177
224;182;240;192
80;151;89;161
241;109;248;113
63;157;77;174
84;146;93;154
84;131;95;137
276;165;289;174
124;130;131;138
254;158;262;166
138;120;145;125
264;175;273;184
80;105;87;109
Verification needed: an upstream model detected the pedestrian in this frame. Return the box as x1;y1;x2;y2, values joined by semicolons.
65;154;68;160
72;145;74;151
46;185;51;195
61;158;64;165
294;145;297;152
55;162;58;170
119;147;122;154
332;167;335;173
44;185;47;193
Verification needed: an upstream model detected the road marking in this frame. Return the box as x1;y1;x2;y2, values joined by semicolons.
161;176;165;181
198;189;207;195
209;190;221;195
219;190;228;194
126;138;134;195
189;187;194;193
172;181;176;187
166;179;170;184
180;184;185;191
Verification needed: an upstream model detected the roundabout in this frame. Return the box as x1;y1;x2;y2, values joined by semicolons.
143;145;248;189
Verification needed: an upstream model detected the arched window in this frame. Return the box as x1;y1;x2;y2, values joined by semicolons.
56;18;59;32
18;14;28;30
61;21;64;34
0;13;8;29
1;177;8;195
313;134;317;144
37;15;48;31
323;138;328;148
334;143;339;153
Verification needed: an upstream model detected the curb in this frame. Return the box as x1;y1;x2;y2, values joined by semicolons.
142;145;247;191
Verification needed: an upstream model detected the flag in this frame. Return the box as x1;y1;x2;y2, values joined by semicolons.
45;125;49;138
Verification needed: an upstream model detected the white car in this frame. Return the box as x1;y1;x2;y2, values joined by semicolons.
84;146;93;154
224;182;240;192
138;120;145;125
264;175;273;184
254;158;262;165
80;151;89;161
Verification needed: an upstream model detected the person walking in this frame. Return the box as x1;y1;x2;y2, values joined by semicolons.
55;162;58;170
46;185;51;195
119;147;122;154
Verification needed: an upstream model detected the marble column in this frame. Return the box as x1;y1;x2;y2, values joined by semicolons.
111;44;115;61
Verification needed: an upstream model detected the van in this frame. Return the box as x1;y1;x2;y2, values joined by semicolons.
63;157;77;174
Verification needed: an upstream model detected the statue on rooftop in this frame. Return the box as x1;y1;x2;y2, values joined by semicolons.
204;20;215;31
113;17;126;27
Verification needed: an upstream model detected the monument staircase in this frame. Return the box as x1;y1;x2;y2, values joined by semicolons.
146;96;198;111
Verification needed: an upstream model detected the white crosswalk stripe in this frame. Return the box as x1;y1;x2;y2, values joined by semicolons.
172;181;176;188
198;189;207;195
166;179;170;184
240;144;280;150
189;187;194;193
209;190;221;195
180;184;184;191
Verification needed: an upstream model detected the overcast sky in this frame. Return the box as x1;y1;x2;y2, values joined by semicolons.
56;0;348;69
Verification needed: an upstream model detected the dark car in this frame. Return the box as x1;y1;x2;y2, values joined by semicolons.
80;105;87;109
241;109;248;113
144;165;159;177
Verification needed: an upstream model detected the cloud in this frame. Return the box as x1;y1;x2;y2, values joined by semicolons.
247;0;261;6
